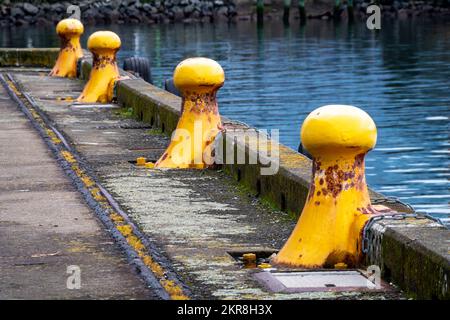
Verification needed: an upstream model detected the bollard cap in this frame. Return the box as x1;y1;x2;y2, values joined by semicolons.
87;31;121;52
56;18;84;37
173;57;224;91
301;105;377;156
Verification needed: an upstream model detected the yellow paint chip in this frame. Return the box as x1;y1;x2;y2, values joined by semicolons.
136;157;147;166
145;162;155;168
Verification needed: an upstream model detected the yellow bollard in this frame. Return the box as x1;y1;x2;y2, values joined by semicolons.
77;31;121;103
272;105;381;268
49;18;84;78
154;57;224;169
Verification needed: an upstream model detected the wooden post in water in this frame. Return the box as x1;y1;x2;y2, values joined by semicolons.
333;0;341;20
256;0;264;25
283;0;292;24
347;0;354;23
299;0;306;23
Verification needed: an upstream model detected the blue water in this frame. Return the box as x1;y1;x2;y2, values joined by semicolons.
1;20;449;221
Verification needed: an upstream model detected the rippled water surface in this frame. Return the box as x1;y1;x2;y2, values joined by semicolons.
1;20;449;220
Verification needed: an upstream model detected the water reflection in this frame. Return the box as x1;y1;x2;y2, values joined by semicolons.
1;19;449;219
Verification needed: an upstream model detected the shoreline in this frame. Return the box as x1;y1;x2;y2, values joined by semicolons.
1;0;449;27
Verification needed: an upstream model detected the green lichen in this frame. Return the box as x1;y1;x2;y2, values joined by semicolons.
224;172;296;223
115;107;134;119
146;128;166;136
0;48;59;68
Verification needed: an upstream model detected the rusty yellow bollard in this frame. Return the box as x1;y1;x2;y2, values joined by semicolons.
77;31;121;103
154;57;224;169
49;18;84;78
272;105;380;268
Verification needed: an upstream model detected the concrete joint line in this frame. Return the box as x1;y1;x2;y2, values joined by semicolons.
0;73;190;301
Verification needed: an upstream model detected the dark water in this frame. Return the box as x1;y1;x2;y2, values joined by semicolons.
1;20;449;221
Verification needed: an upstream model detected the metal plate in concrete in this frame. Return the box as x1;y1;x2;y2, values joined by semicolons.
70;104;118;109
254;270;388;293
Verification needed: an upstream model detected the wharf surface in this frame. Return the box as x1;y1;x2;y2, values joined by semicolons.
0;77;156;299
0;69;406;300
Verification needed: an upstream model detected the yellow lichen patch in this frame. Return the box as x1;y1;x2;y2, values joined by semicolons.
141;255;165;278
61;150;76;163
90;187;106;202
80;176;95;188
116;224;133;237
67;241;89;253
160;280;189;300
6;80;21;96
126;234;145;252
109;212;125;223
115;223;189;299
67;246;88;253
44;128;62;144
72;165;84;177
117;224;147;254
30;109;39;118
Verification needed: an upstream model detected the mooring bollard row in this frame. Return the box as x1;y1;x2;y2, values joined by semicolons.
272;105;395;269
154;57;224;169
77;31;121;103
49;18;84;78
2;45;448;298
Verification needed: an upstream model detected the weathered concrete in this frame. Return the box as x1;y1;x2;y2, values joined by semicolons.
114;75;449;300
0;83;156;300
116;78;412;218
0;48;59;68
1;48;447;299
9;72;403;300
367;218;450;299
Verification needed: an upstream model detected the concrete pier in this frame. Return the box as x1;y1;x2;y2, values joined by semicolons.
0;83;155;299
0;70;403;300
0;48;448;300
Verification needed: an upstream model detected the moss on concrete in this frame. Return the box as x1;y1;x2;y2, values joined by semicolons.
146;128;166;136
115;107;134;119
380;226;450;300
116;79;181;135
0;48;59;68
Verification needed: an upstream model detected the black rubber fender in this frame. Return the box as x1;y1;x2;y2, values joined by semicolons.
298;142;312;159
164;78;181;97
123;57;153;84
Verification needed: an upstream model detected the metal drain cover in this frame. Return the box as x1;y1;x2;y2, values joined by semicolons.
70;104;118;109
255;270;385;293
